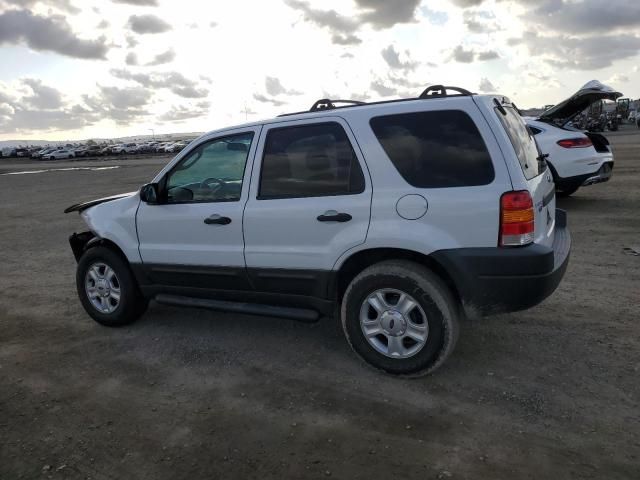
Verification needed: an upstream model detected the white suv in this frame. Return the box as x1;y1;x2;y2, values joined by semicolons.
65;86;571;376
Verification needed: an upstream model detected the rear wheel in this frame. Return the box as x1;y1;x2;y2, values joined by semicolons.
341;260;459;376
76;246;148;327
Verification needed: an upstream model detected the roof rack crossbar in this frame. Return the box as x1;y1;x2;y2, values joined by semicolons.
419;85;473;98
310;98;366;112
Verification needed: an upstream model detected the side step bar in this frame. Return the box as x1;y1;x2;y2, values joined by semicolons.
154;294;320;323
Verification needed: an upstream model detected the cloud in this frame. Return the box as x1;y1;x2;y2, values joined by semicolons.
522;0;640;34
22;78;63;109
0;10;109;59
125;52;138;65
2;0;79;13
265;77;302;96
253;93;286;106
97;19;110;29
450;0;485;7
146;49;175;66
479;78;497;93
450;45;499;63
451;45;474;63
354;0;421;29
463;10;500;33
477;50;499;61
110;69;209;99
127;14;171;34
332;34;362;45
370;80;397;97
381;45;418;70
516;30;640;70
112;0;158;5
285;0;421;43
606;74;629;84
83;85;153;124
160;101;210;122
125;35;138;48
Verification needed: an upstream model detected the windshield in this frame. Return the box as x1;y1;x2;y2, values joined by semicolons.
496;106;543;180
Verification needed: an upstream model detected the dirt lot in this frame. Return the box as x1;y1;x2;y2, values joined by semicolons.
1;130;639;480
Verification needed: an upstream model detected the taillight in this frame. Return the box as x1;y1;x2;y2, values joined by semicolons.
500;191;534;247
557;137;592;148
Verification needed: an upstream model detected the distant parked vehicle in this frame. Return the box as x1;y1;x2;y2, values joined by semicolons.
111;143;138;155
46;149;75;160
526;80;619;197
1;147;17;157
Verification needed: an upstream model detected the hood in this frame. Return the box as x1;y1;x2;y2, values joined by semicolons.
64;191;136;214
538;80;622;123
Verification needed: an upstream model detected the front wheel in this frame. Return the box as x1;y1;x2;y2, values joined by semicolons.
76;246;148;327
341;260;459;376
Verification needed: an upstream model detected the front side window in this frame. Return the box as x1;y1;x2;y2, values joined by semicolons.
370;110;494;188
259;122;365;199
165;132;254;203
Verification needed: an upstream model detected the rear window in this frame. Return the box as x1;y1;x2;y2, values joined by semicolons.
369;110;494;188
496;106;542;180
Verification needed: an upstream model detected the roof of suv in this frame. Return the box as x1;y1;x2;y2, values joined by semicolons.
200;85;509;137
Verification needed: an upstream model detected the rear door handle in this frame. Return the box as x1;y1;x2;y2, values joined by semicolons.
317;211;352;223
204;214;231;225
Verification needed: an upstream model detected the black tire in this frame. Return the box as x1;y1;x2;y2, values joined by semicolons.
76;246;148;327
341;260;459;376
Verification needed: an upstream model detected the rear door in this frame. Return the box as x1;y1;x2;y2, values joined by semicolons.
496;105;556;247
243;117;372;297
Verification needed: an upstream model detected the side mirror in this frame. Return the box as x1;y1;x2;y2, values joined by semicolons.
140;183;160;204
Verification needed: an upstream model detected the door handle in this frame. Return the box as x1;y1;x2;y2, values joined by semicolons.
317;211;352;223
204;214;231;225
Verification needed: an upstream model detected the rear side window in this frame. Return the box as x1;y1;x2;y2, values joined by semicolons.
369;110;494;188
259;122;365;199
496;106;542;180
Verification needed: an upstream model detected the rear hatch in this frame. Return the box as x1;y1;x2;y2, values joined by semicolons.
495;103;556;248
538;80;622;126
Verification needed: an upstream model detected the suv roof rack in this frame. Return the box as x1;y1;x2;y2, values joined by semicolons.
418;85;473;98
277;85;474;117
310;99;366;111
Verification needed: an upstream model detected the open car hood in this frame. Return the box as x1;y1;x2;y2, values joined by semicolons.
538;80;622;123
64;192;136;214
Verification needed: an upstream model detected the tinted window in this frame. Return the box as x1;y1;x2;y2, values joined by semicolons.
496;106;542;180
165;132;253;203
369;110;494;188
259;122;365;199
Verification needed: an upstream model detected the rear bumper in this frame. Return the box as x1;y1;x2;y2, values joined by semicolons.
432;210;571;317
555;161;613;190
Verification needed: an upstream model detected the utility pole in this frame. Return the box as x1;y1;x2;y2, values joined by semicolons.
149;129;155;140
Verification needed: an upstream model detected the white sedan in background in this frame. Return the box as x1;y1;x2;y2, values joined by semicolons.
525;80;619;197
45;149;75;160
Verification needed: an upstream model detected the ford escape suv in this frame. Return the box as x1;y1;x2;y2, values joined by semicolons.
65;85;571;376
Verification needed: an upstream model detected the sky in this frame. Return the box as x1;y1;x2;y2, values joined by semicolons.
0;0;639;141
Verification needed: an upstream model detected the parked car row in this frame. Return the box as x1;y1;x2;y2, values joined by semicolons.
1;140;191;160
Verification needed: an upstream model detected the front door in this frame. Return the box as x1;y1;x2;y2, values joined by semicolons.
243;118;372;298
136;128;259;290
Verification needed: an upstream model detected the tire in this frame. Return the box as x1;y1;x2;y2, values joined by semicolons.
341;260;459;376
76;246;148;327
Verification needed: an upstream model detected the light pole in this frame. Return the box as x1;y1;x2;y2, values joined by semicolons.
149;129;155;140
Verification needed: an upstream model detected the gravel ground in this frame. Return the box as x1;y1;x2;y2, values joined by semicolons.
1;130;638;479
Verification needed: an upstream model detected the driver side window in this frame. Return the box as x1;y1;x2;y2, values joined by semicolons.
165;132;254;203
